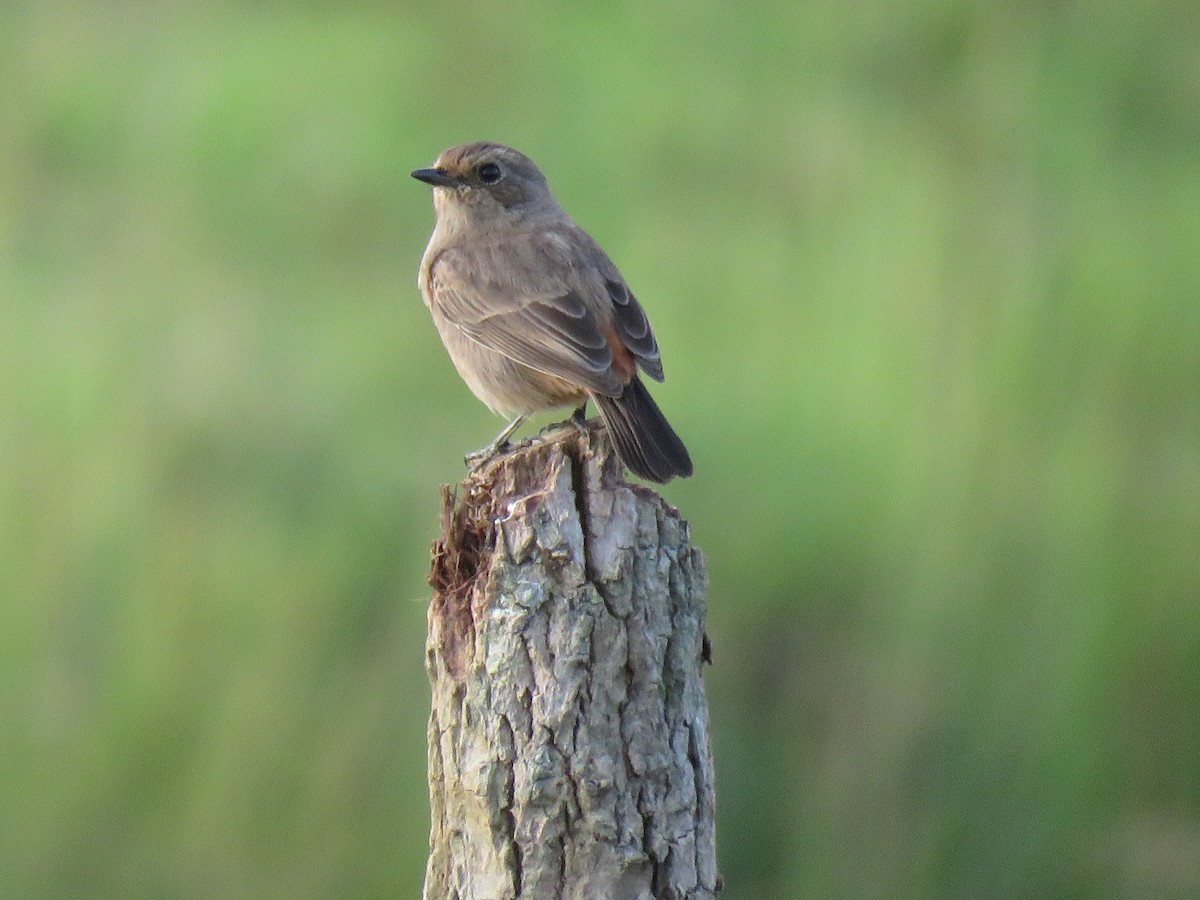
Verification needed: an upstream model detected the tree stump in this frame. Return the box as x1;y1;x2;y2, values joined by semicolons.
424;422;717;900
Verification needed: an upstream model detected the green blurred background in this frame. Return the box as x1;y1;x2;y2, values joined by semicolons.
3;1;1198;897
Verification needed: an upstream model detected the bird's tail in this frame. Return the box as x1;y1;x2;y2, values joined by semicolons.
594;377;693;483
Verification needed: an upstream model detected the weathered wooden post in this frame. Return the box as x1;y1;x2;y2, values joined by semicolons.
423;423;717;900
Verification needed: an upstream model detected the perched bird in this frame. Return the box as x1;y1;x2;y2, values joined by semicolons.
412;142;692;483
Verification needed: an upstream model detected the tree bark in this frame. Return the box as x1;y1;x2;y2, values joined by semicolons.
424;422;717;900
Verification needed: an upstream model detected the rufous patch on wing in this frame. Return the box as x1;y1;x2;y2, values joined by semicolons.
603;324;637;383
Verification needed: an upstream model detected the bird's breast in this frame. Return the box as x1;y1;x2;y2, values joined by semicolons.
433;317;586;416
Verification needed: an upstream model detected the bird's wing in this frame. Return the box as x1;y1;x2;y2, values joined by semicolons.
602;276;664;382
428;238;625;397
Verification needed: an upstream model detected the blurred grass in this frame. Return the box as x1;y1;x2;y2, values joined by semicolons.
2;1;1199;897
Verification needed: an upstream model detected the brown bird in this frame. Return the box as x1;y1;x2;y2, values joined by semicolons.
412;142;692;483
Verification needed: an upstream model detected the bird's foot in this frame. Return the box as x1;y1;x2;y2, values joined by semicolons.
569;404;590;431
465;414;527;470
464;441;506;470
536;404;591;438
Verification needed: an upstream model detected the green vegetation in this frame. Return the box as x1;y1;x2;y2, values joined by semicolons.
3;2;1197;897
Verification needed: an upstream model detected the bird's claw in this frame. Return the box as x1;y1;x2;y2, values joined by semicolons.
537;406;590;438
464;440;508;470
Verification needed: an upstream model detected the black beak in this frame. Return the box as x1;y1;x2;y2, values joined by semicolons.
411;167;460;188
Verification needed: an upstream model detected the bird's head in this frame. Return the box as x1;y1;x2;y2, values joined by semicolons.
412;142;559;228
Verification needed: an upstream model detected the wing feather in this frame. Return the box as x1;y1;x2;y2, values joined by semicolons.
427;226;666;397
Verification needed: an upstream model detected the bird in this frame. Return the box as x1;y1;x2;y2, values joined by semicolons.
412;142;692;483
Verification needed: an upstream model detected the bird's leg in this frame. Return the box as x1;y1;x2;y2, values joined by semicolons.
465;414;526;468
569;402;589;431
536;401;591;437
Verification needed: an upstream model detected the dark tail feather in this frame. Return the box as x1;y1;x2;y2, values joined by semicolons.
594;377;693;483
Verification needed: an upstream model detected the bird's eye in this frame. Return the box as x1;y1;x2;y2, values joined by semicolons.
478;162;503;184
